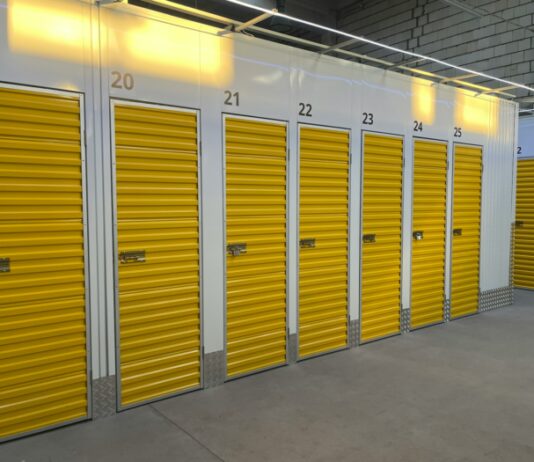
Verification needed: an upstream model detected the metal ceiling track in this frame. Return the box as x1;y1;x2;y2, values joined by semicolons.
100;0;533;100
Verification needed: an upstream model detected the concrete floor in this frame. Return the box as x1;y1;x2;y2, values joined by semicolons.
2;290;534;462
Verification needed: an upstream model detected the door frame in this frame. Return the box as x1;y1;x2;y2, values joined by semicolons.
449;141;484;320
296;122;352;361
222;113;289;380
410;136;449;331
110;98;204;411
0;81;91;442
358;130;405;344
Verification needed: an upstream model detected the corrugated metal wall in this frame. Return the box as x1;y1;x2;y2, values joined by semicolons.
480;101;516;291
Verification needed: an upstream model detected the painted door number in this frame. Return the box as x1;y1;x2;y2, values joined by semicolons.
299;103;312;117
111;71;134;90
224;91;240;106
362;112;374;125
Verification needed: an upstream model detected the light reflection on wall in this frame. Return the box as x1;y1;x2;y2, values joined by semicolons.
455;91;498;135
7;0;234;87
106;11;234;87
412;81;436;125
8;0;85;63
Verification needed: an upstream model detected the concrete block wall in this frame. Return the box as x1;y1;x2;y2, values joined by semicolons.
337;0;534;91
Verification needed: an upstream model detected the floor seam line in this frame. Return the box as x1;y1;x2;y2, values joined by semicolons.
149;405;227;462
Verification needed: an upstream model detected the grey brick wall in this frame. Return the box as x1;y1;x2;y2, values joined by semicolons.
336;0;534;96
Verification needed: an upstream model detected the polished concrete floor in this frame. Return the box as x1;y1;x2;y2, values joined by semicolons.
2;290;534;462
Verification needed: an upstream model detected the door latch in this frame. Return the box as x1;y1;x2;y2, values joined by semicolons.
227;243;247;256
362;234;376;243
515;220;524;228
413;230;424;241
0;257;10;273
300;238;316;249
453;228;463;236
119;250;146;264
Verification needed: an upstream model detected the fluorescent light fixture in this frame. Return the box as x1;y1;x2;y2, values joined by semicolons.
222;0;534;94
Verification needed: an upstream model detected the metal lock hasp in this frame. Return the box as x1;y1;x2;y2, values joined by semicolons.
413;230;424;241
227;243;247;256
300;238;316;249
362;234;376;244
0;258;10;273
119;250;146;264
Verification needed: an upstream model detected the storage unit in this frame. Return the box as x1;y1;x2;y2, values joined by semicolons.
225;116;287;378
298;125;350;358
360;133;404;343
0;0;520;440
410;140;448;329
113;102;201;408
514;158;534;289
0;86;88;440
450;144;483;319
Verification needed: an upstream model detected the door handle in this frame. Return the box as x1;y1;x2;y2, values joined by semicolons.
0;257;10;273
227;243;247;256
119;250;146;264
453;228;462;236
515;220;524;228
413;230;424;241
362;234;376;243
300;238;316;249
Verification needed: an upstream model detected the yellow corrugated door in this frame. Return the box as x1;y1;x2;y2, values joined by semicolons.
0;86;88;440
514;158;534;289
114;102;200;408
298;126;349;358
225;117;287;378
361;133;403;342
451;144;483;319
411;140;448;329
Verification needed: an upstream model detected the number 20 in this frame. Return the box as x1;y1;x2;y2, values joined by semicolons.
111;71;134;90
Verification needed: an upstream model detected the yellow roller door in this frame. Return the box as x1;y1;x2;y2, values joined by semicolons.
514;158;534;289
451;144;482;319
411;140;448;329
361;133;403;342
298;126;349;358
114;102;200;408
225;117;287;378
0;86;88;440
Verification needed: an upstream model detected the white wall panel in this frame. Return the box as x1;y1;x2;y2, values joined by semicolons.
0;0;518;376
479;100;516;290
518;116;534;159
